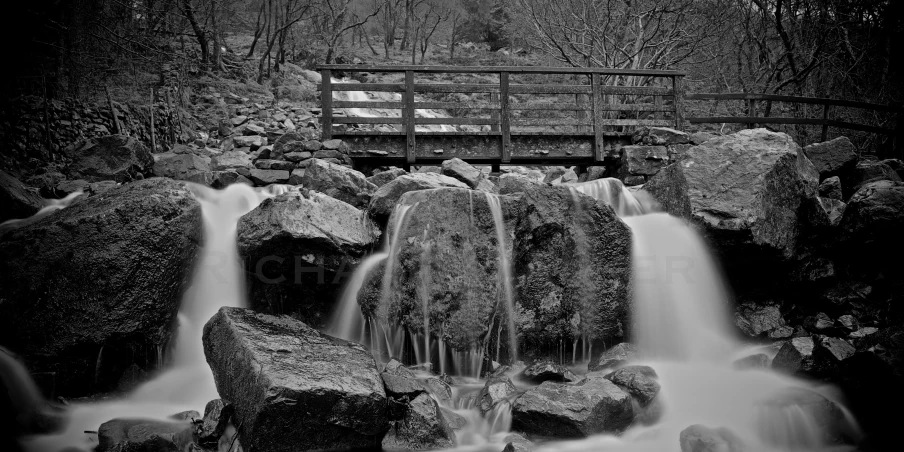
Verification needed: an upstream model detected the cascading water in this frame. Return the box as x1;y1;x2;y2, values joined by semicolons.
0;190;85;235
485;192;518;364
19;183;282;452
331;77;455;132
568;177;644;217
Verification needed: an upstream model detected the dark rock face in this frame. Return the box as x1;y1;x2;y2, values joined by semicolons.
519;362;578;384
803;137;858;180
237;189;379;327
203;307;388;452
64;135;154;182
679;424;745;452
477;376;518;415
368;168;408;187
588;343;637;372
382;393;455;450
0;178;202;395
735;303;786;337
300;158;376;208
839;180;904;257
818;176;842;200
511;377;634;438
0;170;43;222
498;173;543;195
198;399;233;447
772;337;816;375
153;152;211;182
513;184;632;352
367;173;468;221
604;365;660;406
97;417;193;452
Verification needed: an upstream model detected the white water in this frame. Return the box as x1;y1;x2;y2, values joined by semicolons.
20;183;283;452
568;178;644;217
331;77;456;132
0;190;86;235
485;192;518;364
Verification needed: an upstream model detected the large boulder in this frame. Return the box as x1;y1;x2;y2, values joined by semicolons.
519;362;578;384
211;150;253;171
63;135;154;182
382;393;455;450
839;180;904;264
513;184;632;351
477;375;517;415
0;170;43;222
0;178;202;395
153;152;211;182
97;417;194;452
734;303;787;338
203;307;388;452
803;137;858;180
300;158;376;208
237;189;380;327
603;365;660;406
511;377;634;438
368;168;408;187
644;129;819;259
441;158;487;189
368;173;468;221
588;343;637;372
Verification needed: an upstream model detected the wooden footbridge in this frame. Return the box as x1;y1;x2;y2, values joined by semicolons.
318;65;903;170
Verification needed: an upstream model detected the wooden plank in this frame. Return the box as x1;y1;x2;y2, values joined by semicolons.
688;117;828;126
822;104;831;141
415;117;498;125
598;85;673;96
332;117;405;124
404;71;415;164
599;119;675;127
826;120;895;134
321;70;333;140
592;73;604;162
673;76;684;130
685;93;900;112
414;101;498;110
331;83;405;92
509;84;591;94
415;84;500;93
317;64;686;77
511;118;592;126
500;71;511;163
334;101;403;109
508;103;588;111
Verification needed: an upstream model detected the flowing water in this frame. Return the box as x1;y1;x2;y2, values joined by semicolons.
0;190;85;235
331;78;456;132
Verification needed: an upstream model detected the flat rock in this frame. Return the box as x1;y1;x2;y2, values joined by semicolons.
511;377;634;438
247;169;290;185
63;135;154;182
254;159;295;171
203;307;388;451
211;150;253;171
367;168;408;187
300;159;376;209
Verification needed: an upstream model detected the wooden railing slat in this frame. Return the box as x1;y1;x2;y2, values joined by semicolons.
318;64;686;77
404;71;415;164
321;70;333;140
686;93;900;112
500;72;512;163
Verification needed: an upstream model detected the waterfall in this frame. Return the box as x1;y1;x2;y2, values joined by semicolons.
22;183;281;452
568;178;644;217
0;190;85;235
485;192;518;364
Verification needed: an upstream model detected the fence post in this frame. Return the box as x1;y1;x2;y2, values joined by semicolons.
821;104;831;142
673;75;684;131
404;70;416;165
746;98;757;129
321;69;333;140
592;73;605;162
500;71;511;164
149;88;156;153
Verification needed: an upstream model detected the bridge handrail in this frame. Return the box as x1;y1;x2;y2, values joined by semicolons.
317;64;685;77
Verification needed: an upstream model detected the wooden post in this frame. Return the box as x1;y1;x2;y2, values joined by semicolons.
592;73;604;162
673;75;684;131
747;99;757;129
105;85;122;135
149;88;156;153
165;90;175;145
490;91;500;133
404;70;416;165
321;69;333;140
821;104;831;142
500;71;511;163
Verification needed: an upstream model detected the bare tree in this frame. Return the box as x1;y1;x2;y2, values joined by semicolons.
312;0;382;64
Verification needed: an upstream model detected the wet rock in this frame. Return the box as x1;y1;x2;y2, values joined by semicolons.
211;150;253;171
478;376;517;415
502;433;533;452
425;378;453;406
367;168;408;187
735;303;786;337
368;173;468;221
818;176;842;200
300;159;376;209
588;343;637;372
198;399;233;447
623;145;669;176
382;393;455;450
772;337;816;374
0;178;201;395
498;173;543;195
679;424;745;452
511;377;634;438
153;152;211;182
254;159;295;171
643;129;819;258
733;353;770;370
803;312;835;333
441;158;487;188
237;189;379;327
514;184;632;350
633;127;690;146
63;135;154;182
0;170;43;222
839;180;904;263
441;408;467;430
803;137;858;180
203;307;388;451
757;387;852;445
604;365;660;406
519;362;578;384
382;372;427;399
97;417;193;452
247;168;290;185
814;335;856;365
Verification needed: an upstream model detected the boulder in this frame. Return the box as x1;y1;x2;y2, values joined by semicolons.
211;150;253;171
440;408;467;430
511;377;634;438
804;197;846;228
198;399;233;447
623;145;669;176
603;365;660;406
852;160;901;188
839;180;904;262
679;424;745;452
300;159;376;209
382;393;455;450
756;387;852;446
63;135;154;182
588;343;637;372
803;137;858;180
441;158;487;188
254;159;295;171
233;135;264;149
513;184;632;350
818;176;842;200
283;151;313;163
882;158;904;179
633;127;690;146
367;173;468;221
497;173;542;195
0;178;201;395
237;189;379;327
519;362;578;384
735;303;786;337
97;418;193;452
0;170;43;222
203;307;388;452
247;169;290;185
477;376;517;415
381;372;427;399
502;433;534;452
772;337;816;375
367;168;408;187
153;152;211;182
643;129;819;259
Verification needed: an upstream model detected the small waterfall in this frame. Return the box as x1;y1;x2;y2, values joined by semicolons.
568;178;644;217
485;192;518;364
0;190;85;235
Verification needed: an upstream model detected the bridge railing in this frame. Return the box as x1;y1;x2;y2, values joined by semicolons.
317;65;685;165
